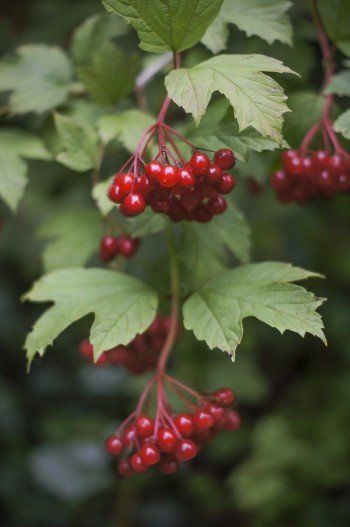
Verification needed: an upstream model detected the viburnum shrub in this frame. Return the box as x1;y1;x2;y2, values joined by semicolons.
3;0;343;478
270;2;350;204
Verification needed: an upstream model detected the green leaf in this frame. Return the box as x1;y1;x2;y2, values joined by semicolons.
202;0;292;54
92;177;114;216
325;70;350;96
23;268;159;366
181;203;251;289
78;42;140;105
0;45;72;114
54;113;100;172
98;109;155;151
0;129;51;211
318;0;350;56
102;0;223;53
71;14;127;66
183;262;326;359
125;208;168;237
165;54;296;144
38;208;103;272
283;91;324;145
333;109;350;139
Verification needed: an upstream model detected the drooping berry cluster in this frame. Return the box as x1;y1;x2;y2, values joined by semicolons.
99;234;140;262
79;314;173;374
105;386;240;476
271;150;350;204
108;148;236;223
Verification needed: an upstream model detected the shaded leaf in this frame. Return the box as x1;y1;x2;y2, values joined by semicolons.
23;268;159;365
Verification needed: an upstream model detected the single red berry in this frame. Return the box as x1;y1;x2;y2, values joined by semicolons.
222;409;241;431
135;174;152;195
178;167;196;188
99;236;119;262
337;173;350;193
313;150;330;169
270;171;289;191
79;339;94;361
194;408;215;432
108;183;124;203
301;156;315;178
118;173;134;194
135;415;155;438
105;434;124;456
207;195;227;215
180;190;203;211
129;452;149;473
173;413;195;437
123;425;137;447
159;165;180;188
327;154;347;176
117;235;140;258
205;163;223;184
157;427;179;452
204;402;224;423
217;174;236;194
213;387;235;407
118;458;134;477
194;204;212;223
145;161;163;180
159;457;179;475
317;170;333;189
214;149;235;170
175;439;198;462
122;194;146;215
284;155;302;176
190;151;211;177
139;444;161;466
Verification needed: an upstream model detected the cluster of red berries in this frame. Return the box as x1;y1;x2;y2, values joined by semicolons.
79;315;172;374
108;149;236;223
99;234;140;262
271;150;350;204
105;387;240;477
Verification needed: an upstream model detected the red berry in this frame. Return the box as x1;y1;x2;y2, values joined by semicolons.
105;434;124;456
207;195;227;215
108;183;124;203
222;409;241;431
123;425;137;447
337;173;350;193
175;439;198;462
118;458;134;477
217;174;236;194
205;163;223;184
301;156;315;178
135;415;154;438
139;444;161;466
284;155;302;176
159;457;179;475
317;170;333;189
190;151;211;177
173;413;195;437
178;167;196;188
130;452;149;473
193;408;215;432
117;235;140;258
159;165;180;188
270;171;289;191
213;387;235;407
157;427;179;452
194;204;212;223
79;339;94;361
118;173;134;194
214;149;235;170
281;150;298;163
327;154;347;176
204;402;224;423
99;236;119;262
145;161;163;180
122;194;146;215
313;150;329;169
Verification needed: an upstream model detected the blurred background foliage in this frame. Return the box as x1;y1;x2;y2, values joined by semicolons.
0;0;349;526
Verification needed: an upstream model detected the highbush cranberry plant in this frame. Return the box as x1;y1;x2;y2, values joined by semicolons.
3;0;348;476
